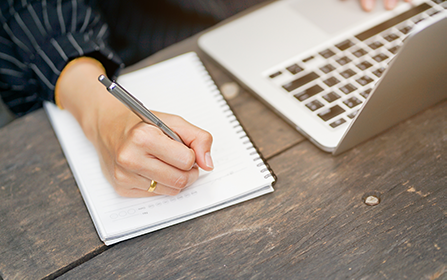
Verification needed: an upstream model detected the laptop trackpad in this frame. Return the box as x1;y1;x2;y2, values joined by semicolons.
289;0;387;34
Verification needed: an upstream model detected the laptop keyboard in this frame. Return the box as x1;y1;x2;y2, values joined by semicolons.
267;1;446;129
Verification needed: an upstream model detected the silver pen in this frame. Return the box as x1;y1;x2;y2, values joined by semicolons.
98;74;184;144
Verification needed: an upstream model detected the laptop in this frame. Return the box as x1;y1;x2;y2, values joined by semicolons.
198;0;447;155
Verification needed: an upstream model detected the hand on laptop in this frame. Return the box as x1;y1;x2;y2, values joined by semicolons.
360;0;412;11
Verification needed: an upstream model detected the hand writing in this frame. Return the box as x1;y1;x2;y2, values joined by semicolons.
57;57;214;197
95;109;214;197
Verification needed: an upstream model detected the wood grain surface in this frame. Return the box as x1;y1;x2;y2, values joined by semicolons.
56;100;447;280
1;29;446;280
0;36;301;279
0;111;104;280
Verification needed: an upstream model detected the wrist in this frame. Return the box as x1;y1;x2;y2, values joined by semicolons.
55;57;106;109
56;57;108;143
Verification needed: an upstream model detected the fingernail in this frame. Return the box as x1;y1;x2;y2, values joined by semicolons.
385;0;398;10
205;152;214;169
363;0;375;11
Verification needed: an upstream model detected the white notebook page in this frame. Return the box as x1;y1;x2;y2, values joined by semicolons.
45;52;274;245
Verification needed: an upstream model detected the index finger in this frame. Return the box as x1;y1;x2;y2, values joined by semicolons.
159;114;214;171
128;122;197;171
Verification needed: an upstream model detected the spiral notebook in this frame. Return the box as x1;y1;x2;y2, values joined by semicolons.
44;52;275;245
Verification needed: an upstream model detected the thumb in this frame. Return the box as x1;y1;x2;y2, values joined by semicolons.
160;113;214;171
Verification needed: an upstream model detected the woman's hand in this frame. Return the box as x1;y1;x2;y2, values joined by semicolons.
359;0;412;11
94;108;213;197
56;57;213;197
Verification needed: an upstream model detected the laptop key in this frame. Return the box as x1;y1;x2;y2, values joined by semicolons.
347;110;359;119
294;84;324;101
388;45;400;54
320;64;336;74
339;83;357;94
429;9;440;16
323;76;340;87
302;56;315;63
360;88;373;99
323;91;340;103
306;100;325;111
356;61;373;70
336;39;355;51
340;69;356;79
373;53;389;62
282;72;319;92
269;71;282;79
352;48;367;58
368;41;383;50
399;26;412;35
413;16;427;24
373;67;386;78
330;118;347;128
286;64;304;75
319;49;336;58
356;75;374;86
343;97;363;108
318;105;345;121
336;56;352;66
383;33;399;42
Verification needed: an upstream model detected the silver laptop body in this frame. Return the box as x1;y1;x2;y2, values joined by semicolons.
198;0;447;155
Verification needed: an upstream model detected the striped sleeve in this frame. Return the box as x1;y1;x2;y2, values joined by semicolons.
0;0;123;116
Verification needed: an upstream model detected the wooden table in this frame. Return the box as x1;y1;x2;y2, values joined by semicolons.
1;28;446;280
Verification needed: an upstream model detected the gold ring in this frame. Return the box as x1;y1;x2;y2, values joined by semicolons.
147;180;157;193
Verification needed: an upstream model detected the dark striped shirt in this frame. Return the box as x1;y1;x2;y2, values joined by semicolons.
0;0;123;116
0;0;266;116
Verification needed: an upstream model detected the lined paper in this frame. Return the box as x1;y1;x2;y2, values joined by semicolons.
44;52;274;245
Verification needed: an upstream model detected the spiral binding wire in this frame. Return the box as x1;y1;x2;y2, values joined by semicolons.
190;52;277;184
